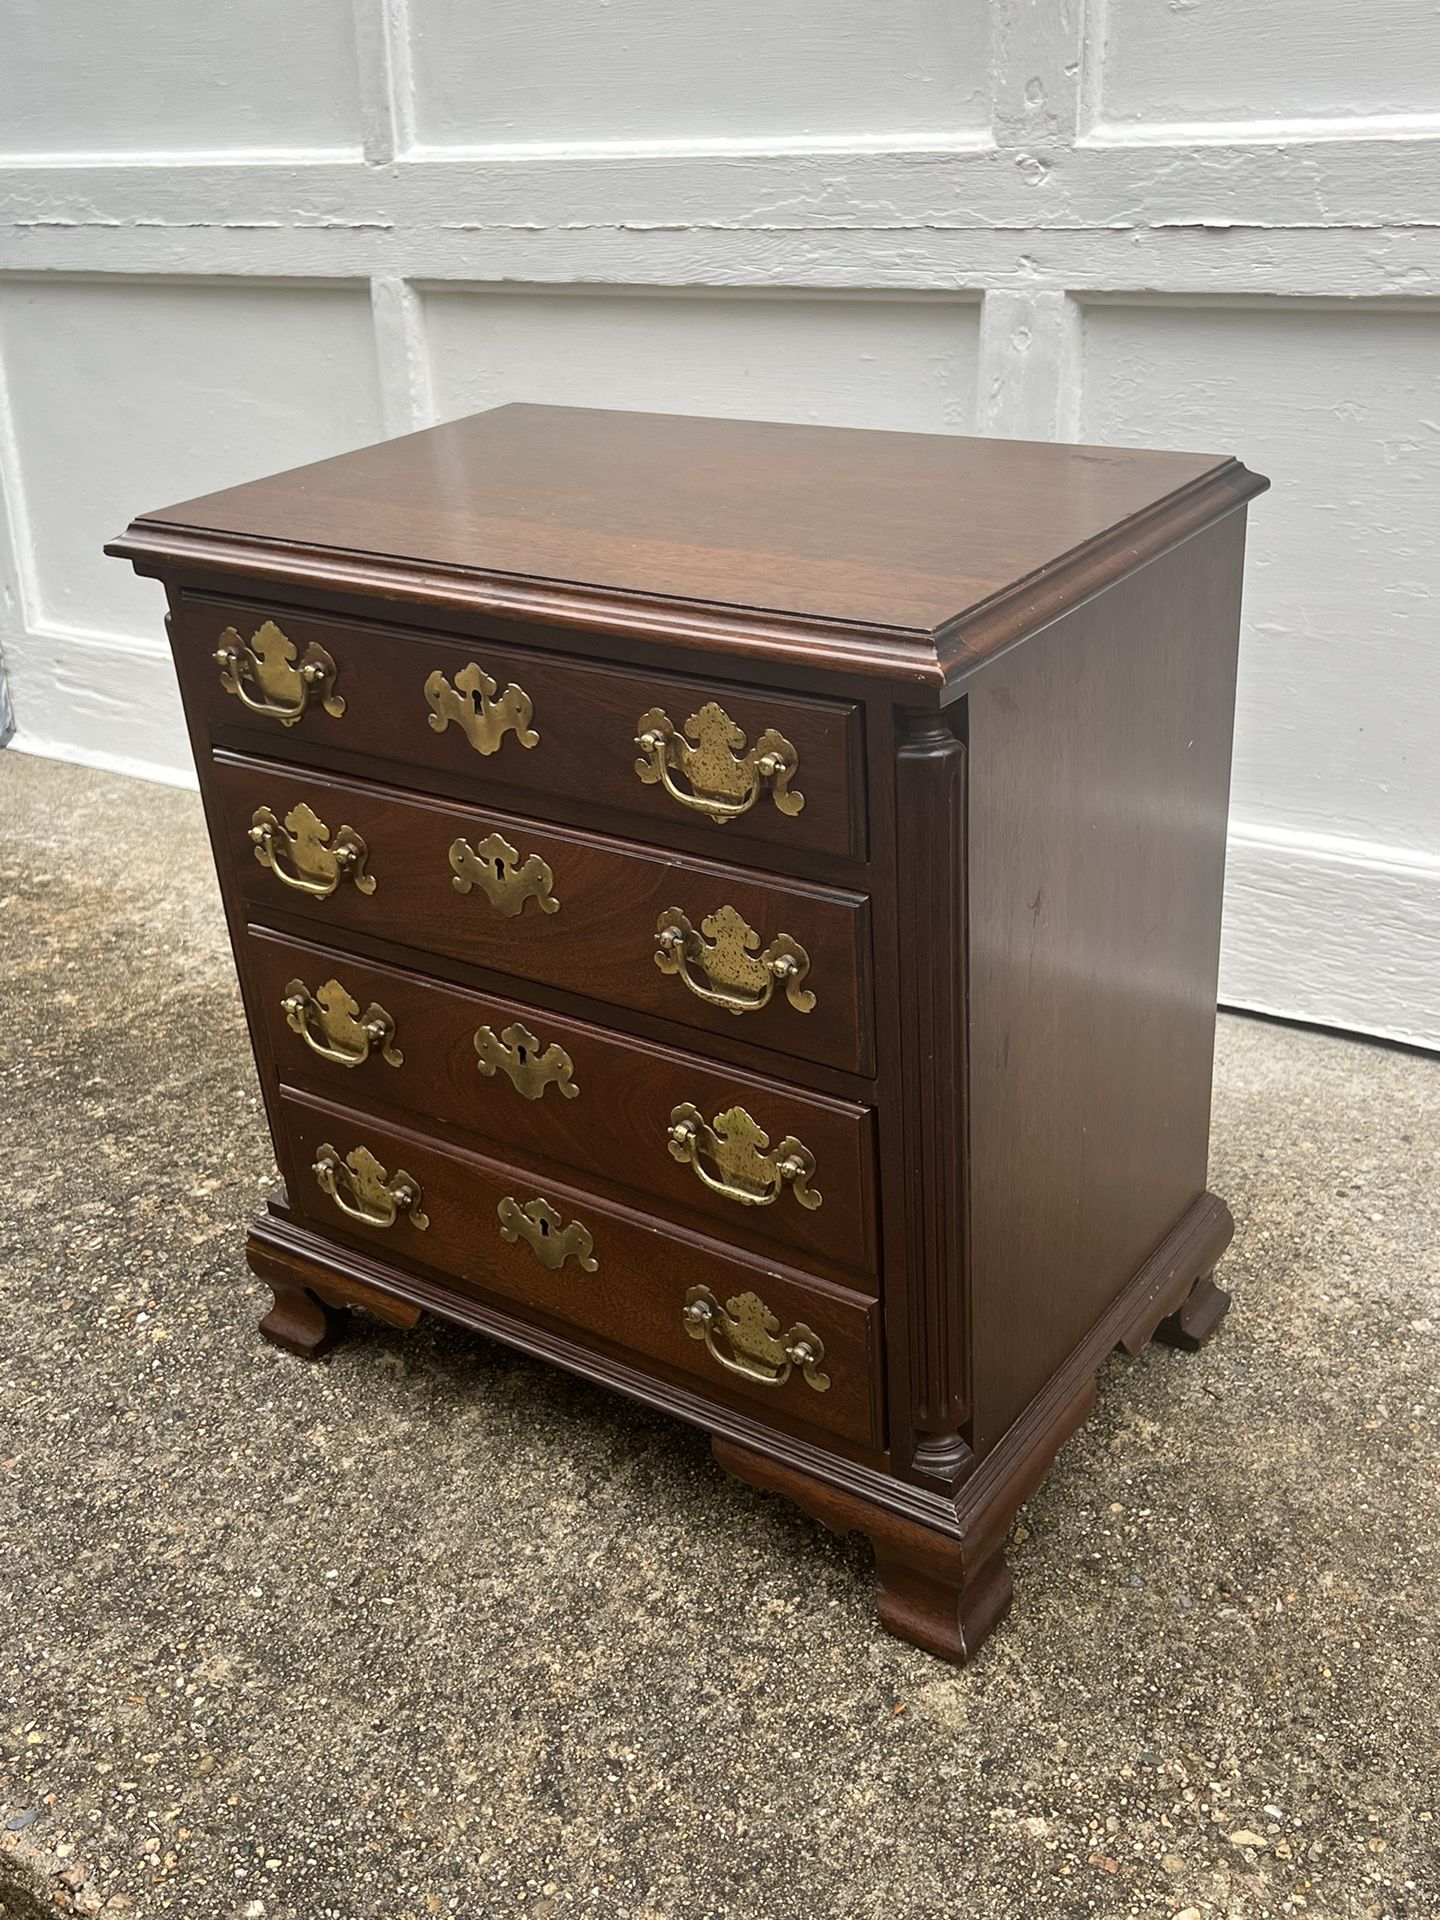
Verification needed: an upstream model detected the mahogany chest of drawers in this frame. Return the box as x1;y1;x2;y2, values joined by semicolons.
110;404;1267;1662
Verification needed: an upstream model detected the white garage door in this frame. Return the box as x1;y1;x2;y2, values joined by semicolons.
0;0;1435;1045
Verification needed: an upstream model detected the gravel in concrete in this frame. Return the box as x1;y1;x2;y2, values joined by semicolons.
1;751;1437;1920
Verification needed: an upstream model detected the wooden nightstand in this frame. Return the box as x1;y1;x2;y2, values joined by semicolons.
109;405;1267;1663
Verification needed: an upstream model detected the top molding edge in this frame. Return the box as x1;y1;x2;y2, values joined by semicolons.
107;458;1268;698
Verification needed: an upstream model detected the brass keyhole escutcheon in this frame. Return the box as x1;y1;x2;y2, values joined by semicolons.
497;1195;597;1272
474;1022;578;1100
425;663;538;756
450;832;559;918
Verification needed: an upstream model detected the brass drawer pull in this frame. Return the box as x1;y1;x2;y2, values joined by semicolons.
282;977;402;1070
425;663;538;757
250;803;375;900
215;620;343;727
667;1103;820;1210
635;701;803;826
498;1195;597;1272
475;1022;578;1101
313;1143;428;1231
682;1286;830;1393
450;832;559;918
654;906;814;1017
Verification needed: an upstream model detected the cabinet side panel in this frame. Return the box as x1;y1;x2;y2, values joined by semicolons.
966;514;1248;1453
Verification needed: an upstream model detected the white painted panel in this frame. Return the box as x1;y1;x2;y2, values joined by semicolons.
407;0;988;148
1079;301;1440;859
425;290;981;434
0;0;364;158
0;279;385;639
1222;824;1440;1052
1092;0;1440;132
0;0;1431;1046
5;634;192;788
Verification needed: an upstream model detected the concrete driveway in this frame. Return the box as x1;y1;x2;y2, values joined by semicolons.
2;752;1436;1920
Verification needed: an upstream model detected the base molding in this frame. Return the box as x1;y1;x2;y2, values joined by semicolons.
1113;1191;1234;1357
715;1370;1093;1664
245;1189;1234;1665
717;1190;1234;1664
242;1209;931;1515
256;1278;345;1359
249;1227;421;1357
714;1435;1014;1663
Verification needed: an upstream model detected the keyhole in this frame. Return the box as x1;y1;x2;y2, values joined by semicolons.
492;856;506;881
516;1044;528;1064
539;1217;550;1237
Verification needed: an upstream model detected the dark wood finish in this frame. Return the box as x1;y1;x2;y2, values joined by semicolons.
1156;1275;1232;1351
275;1086;883;1448
108;404;1267;690
713;1437;1015;1664
893;710;972;1488
210;752;873;1074
255;1275;345;1358
173;591;865;861
110;403;1267;1665
242;925;878;1276
965;516;1248;1452
240;1177;1234;1664
716;1187;1234;1664
1111;1192;1235;1357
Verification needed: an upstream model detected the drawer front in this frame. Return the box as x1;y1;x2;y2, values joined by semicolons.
277;1088;882;1448
212;753;871;1073
177;595;865;861
244;927;877;1276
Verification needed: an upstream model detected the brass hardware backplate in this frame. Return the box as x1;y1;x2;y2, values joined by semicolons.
475;1022;578;1101
450;832;559;918
313;1143;428;1230
214;619;343;727
654;906;814;1017
667;1103;820;1210
282;977;402;1070
424;663;539;757
497;1195;597;1272
681;1285;829;1392
250;803;375;900
635;701;803;825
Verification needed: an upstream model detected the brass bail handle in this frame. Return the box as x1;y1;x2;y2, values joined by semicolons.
281;977;402;1070
653;906;814;1018
214;620;344;726
681;1285;830;1393
635;701;803;825
312;1143;428;1231
250;802;375;901
666;1103;820;1210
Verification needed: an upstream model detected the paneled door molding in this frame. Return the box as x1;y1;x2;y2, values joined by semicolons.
0;0;1435;1043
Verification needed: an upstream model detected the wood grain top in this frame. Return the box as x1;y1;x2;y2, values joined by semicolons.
110;404;1267;689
